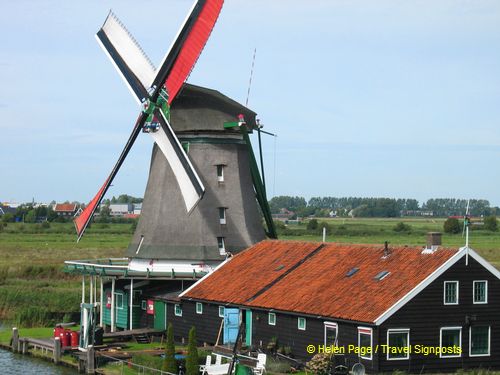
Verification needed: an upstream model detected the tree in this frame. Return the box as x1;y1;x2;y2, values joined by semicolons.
185;326;199;375
393;222;411;233
307;219;318;231
1;213;14;223
162;323;177;374
484;216;498;232
443;218;461;234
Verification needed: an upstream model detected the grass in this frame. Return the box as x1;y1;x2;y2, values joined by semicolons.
0;218;499;329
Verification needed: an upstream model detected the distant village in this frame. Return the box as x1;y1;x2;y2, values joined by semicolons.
0;195;497;224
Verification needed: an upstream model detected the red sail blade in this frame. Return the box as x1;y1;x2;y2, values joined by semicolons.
165;0;224;104
74;177;109;241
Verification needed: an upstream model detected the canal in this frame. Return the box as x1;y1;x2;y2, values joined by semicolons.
0;348;77;374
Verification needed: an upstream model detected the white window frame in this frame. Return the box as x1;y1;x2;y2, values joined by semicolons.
387;329;410;361
219;207;227;225
443;281;459;305
218;306;225;318
216;165;224;182
358;327;373;360
115;292;124;310
141;300;147;310
298;317;306;331
324;322;338;346
473;280;488;304
268;312;276;326
469;326;490;357
196;302;203;315
217;237;226;255
439;326;462;358
174;304;183;317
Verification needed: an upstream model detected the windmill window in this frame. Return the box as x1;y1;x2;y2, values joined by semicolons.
473;281;487;304
219;207;227;225
216;165;224;182
217;237;226;255
196;302;203;314
374;271;390;281
218;306;225;318
298;317;306;331
439;327;462;358
444;281;459;305
268;312;276;326
181;142;190;153
346;267;359;277
470;326;490;356
174;304;182;317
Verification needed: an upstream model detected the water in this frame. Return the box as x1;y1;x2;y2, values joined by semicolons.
0;348;78;374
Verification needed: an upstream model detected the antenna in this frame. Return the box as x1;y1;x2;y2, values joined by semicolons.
462;199;470;265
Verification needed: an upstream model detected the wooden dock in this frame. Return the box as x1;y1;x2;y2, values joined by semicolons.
103;327;164;341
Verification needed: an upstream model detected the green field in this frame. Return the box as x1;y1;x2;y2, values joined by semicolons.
0;218;498;329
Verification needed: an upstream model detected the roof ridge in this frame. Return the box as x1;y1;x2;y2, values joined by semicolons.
246;243;326;303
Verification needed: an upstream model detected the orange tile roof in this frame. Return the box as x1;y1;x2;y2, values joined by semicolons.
54;203;77;212
184;240;458;323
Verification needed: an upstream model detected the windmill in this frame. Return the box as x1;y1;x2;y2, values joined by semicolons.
74;0;276;262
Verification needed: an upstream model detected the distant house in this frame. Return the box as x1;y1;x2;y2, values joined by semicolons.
54;203;79;217
109;204;133;217
133;203;142;215
175;240;500;373
0;205;16;216
272;208;295;222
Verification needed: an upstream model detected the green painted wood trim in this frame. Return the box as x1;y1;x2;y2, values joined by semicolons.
177;137;245;145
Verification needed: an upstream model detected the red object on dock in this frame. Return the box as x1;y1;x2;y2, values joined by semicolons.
53;325;64;338
59;329;70;347
70;330;79;347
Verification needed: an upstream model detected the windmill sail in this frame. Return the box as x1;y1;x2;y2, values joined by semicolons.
74;0;224;241
96;11;156;103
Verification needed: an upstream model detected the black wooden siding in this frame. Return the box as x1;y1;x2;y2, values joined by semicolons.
380;255;500;373
167;300;224;345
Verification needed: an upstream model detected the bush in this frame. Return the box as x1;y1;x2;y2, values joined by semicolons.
317;221;331;234
273;220;286;231
41;221;51;229
393;222;411;233
186;326;199;375
306;353;330;375
16;306;52;327
307;219;318;231
443;218;461;234
163;323;177;373
483;216;498;232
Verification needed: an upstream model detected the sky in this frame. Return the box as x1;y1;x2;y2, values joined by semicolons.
1;0;500;206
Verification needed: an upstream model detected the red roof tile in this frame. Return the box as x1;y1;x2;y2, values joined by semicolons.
54;203;77;212
184;240;458;323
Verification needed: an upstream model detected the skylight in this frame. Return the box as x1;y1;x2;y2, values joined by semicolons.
374;270;390;281
346;267;359;277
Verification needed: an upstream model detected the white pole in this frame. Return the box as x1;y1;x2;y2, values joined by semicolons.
322;227;326;242
81;276;85;304
94;276;97;304
111;278;116;333
100;278;104;327
129;279;134;330
89;276;93;305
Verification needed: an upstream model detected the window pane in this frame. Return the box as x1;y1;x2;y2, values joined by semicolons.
441;329;460;356
325;326;337;346
471;326;489;355
298;318;306;330
474;282;486;303
388;331;409;359
445;282;457;304
219;306;224;317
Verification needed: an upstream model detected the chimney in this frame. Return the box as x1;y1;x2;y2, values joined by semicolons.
383;241;390;258
423;232;442;253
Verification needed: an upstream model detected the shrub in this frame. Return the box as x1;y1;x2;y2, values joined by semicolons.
306;353;331;375
163;323;177;373
443;218;461;234
273;220;286;231
393;222;411;233
16;306;52;327
186;326;199;375
483;216;498;232
307;219;318;231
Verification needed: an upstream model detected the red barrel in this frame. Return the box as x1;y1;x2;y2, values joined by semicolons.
53;325;64;338
59;330;70;347
70;330;79;347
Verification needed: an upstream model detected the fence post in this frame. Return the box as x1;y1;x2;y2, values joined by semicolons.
87;345;95;374
53;337;61;364
11;327;19;353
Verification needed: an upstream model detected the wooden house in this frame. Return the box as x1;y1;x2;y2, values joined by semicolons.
54;203;79;217
172;240;500;373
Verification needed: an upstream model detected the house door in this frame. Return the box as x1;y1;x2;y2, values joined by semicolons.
244;310;252;346
154;301;166;330
223;308;240;344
